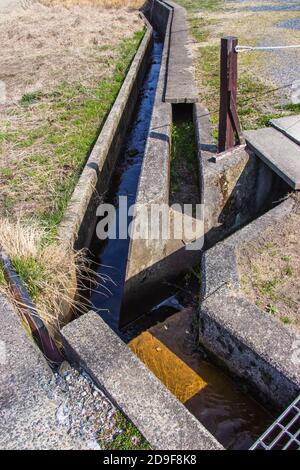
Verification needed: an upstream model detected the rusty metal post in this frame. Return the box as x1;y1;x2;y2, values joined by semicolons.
218;36;240;153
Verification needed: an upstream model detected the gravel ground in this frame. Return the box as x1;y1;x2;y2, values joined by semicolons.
48;361;118;449
227;1;300;103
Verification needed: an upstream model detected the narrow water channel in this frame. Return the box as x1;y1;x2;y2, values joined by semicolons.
89;34;163;331
87;30;274;450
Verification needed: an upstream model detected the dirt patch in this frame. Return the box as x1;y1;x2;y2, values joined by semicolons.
42;0;144;8
238;194;300;333
0;3;142;103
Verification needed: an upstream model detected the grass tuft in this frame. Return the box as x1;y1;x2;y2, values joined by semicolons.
0;219;108;343
98;411;150;450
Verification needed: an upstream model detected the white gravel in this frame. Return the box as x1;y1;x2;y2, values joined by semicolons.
47;361;118;449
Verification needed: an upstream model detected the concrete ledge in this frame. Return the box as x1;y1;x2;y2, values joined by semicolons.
164;1;198;103
58;24;153;250
144;0;172;37
200;199;300;411
124;1;173;312
61;311;223;450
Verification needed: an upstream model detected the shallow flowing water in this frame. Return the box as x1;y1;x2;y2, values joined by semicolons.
88;34;163;331
129;308;274;450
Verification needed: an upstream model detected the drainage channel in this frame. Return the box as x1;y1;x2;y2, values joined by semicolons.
85;32;274;451
88;33;163;331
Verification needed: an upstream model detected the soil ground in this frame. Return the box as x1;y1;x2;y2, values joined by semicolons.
238;194;300;334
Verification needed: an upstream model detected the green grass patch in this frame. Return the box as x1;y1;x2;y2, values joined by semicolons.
170;120;198;198
11;256;45;302
0;266;6;287
98;412;150;451
20;92;43;106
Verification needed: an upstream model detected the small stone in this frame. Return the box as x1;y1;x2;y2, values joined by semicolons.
58;361;73;377
131;436;140;446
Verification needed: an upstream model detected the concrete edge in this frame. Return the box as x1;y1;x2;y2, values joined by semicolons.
124;0;173;301
164;0;198;103
244;133;298;190
200;198;300;410
61;311;224;450
57;22;153;249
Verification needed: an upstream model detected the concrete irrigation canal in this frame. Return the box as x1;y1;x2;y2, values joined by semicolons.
1;0;299;451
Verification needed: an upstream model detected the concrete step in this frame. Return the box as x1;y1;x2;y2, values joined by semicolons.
244;127;300;190
270;115;300;146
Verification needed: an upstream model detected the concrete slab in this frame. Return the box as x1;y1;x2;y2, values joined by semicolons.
270;114;300;146
0;295;87;449
164;1;198;103
244;127;300;189
62;311;223;450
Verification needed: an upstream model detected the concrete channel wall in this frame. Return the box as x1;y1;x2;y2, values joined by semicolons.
58;22;154;250
60;1;223;450
123;1;201;318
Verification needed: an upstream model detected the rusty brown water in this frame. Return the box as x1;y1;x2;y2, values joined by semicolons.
129;308;274;450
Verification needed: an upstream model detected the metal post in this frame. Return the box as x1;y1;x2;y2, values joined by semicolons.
218;36;241;154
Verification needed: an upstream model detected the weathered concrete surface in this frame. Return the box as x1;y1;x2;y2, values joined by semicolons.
270;114;300;146
245;127;300;189
62;311;223;450
0;295;87;449
124;2;173;314
123;208;203;323
194;103;290;248
58;24;153;250
200;199;300;412
0;0;28;12
164;1;198;103
144;0;171;37
124;3;201;316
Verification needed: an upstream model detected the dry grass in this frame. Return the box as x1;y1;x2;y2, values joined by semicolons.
0;2;143;340
41;0;145;8
238;194;300;333
0;219;105;342
0;3;142;103
0;3;143;221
